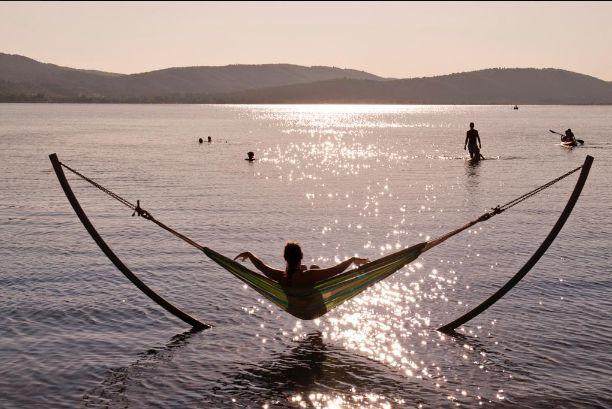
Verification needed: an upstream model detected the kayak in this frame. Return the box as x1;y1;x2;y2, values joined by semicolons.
561;140;577;148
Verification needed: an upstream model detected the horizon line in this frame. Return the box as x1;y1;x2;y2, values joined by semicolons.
2;51;608;82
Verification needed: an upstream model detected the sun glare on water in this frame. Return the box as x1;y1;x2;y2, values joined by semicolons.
247;105;505;407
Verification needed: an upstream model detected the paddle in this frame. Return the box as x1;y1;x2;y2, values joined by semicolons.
549;129;584;145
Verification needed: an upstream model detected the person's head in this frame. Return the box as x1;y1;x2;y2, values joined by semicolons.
207;136;212;142
469;122;475;129
247;151;254;159
284;242;303;271
198;138;203;144
566;129;572;134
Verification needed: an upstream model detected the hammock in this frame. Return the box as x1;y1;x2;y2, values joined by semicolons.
202;243;427;320
49;153;593;330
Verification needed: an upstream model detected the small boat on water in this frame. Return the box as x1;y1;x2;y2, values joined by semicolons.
561;140;578;148
549;130;584;148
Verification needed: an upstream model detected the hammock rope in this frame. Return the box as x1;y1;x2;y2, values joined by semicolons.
496;165;582;212
56;158;589;323
61;162;137;210
422;164;582;251
60;161;582;256
61;162;205;252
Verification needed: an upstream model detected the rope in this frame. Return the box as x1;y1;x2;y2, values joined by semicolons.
60;160;583;254
496;165;582;212
61;162;136;211
420;164;582;251
60;161;205;251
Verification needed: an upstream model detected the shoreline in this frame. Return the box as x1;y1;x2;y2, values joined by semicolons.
2;101;612;106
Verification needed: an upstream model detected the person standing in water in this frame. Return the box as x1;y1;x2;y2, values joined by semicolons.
464;122;484;160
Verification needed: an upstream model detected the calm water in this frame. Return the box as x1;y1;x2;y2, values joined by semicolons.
1;104;611;408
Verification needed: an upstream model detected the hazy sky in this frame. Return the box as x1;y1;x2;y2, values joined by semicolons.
1;1;611;79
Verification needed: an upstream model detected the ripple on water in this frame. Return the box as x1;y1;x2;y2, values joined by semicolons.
1;104;611;408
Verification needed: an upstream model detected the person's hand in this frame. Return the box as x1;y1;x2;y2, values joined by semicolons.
464;146;467;150
352;257;369;266
234;252;251;262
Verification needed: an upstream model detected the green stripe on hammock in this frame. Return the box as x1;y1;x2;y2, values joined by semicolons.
202;243;426;320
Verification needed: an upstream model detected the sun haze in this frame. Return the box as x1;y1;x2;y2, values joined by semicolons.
0;1;611;79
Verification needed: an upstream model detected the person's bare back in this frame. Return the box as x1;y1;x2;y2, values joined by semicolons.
234;243;368;287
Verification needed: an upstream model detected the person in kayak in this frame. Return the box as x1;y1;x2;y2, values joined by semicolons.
562;129;576;144
464;122;484;160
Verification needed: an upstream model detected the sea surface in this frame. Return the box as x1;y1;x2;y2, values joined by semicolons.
1;104;610;408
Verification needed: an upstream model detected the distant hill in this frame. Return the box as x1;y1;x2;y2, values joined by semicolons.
0;53;381;101
1;53;611;104
212;68;612;105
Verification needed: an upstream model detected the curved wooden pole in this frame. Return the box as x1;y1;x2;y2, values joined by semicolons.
439;155;593;334
49;153;209;330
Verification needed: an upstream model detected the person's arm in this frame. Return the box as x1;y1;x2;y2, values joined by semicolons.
477;133;481;149
307;257;369;283
234;252;284;282
464;133;468;150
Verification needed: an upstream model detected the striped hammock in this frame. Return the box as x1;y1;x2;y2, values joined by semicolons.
203;243;427;320
50;152;591;329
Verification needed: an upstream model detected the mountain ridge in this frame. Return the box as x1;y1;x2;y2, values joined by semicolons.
0;53;382;100
1;53;611;104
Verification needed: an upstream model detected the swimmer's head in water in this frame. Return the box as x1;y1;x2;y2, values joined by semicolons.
198;138;203;143
469;122;474;129
284;242;303;271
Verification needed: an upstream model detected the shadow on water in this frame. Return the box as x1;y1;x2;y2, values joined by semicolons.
464;157;482;201
443;329;514;366
465;156;483;173
439;328;533;394
79;327;521;408
81;328;205;407
217;332;443;407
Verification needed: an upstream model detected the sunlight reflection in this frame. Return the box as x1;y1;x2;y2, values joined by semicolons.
240;105;508;406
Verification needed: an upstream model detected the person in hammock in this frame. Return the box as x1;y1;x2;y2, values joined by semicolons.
235;243;369;318
234;242;369;287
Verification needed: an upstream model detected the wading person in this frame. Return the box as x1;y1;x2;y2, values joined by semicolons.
464;122;484;160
